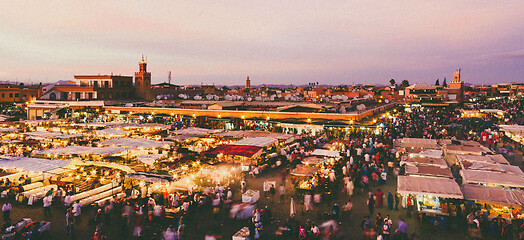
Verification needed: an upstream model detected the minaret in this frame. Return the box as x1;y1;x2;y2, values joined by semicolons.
135;56;152;100
245;76;251;89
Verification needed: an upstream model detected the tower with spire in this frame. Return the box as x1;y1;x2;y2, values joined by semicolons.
245;76;251;89
134;56;152;100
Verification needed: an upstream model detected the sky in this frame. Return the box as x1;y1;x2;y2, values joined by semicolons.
1;1;523;86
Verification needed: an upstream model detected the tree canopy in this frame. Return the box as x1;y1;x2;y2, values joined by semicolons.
400;79;410;88
389;79;396;86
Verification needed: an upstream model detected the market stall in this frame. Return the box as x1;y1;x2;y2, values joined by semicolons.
310;149;340;159
405;165;453;178
459;161;524;175
499;125;524;146
455;154;510;165
397;175;463;216
462;184;524;219
400;157;448;168
460;170;524;189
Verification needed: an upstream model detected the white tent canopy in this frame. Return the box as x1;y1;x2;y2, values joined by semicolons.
462;184;524;207
460;161;524;175
397;175;463;199
290;164;320;177
71;159;134;173
302;156;327;165
400;157;448;168
96;128;131;137
410;149;443;158
34;146;131;156
214;130;294;140
230;137;277;147
137;154;164;166
0;127;18;133
456;154;510;165
396;138;440;149
172;127;223;136
311;149;340;158
100;137;173;149
23;131;83;140
0;156;70;173
460;170;524;188
126;172;173;183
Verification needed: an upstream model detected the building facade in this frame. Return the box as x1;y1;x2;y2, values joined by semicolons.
74;75;134;99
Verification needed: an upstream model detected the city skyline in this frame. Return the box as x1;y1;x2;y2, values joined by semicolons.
1;1;524;86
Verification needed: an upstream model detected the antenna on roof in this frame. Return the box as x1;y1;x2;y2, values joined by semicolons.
168;71;171;84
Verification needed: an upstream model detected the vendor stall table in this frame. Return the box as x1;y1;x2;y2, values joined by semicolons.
242;190;259;203
232;227;250;240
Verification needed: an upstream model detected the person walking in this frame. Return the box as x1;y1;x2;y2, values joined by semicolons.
394;191;400;210
396;218;408;240
387;192;394;211
2;201;11;223
304;193;313;212
346;178;354;200
43;194;52;218
376;189;384;208
72;201;82;223
368;193;375;215
382;219;391;240
406;196;414;217
65;208;75;240
279;184;286;203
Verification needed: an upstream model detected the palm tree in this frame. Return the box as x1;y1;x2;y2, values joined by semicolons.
400;80;410;88
389;79;396;86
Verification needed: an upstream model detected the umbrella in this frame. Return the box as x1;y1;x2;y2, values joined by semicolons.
290;197;296;217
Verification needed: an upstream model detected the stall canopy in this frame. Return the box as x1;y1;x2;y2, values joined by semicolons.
405;165;453;178
230;137;277;147
172;127;223;136
290;164;320;177
100;137;173;149
460;170;524;188
302;156;327;165
205;145;262;157
168;127;223;141
214;130;294;141
409;149;443;158
126;172;174;183
0;156;70;173
311;149;340;158
0;127;18;133
444;145;492;155
96;128;130;137
23;131;83;140
34;146;131;156
71;159;134;173
461;161;524;175
137;154;163;166
401;157;448;168
396;138;441;149
463;184;524;207
397;175;463;199
456;154;510;165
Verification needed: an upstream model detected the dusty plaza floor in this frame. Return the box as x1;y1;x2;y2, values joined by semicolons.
5;150;523;240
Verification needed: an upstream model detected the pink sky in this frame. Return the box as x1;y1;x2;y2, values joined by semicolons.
1;1;523;86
